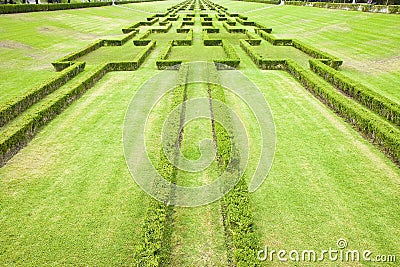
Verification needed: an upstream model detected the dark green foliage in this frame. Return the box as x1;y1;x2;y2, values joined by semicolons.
310;59;400;126
0;41;155;167
256;29;293;46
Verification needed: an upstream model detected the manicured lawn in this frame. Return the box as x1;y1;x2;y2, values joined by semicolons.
0;0;399;266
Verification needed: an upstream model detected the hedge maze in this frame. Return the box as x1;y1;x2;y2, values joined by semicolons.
1;0;399;265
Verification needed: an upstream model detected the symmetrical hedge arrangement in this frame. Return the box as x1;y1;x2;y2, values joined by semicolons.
286;1;400;14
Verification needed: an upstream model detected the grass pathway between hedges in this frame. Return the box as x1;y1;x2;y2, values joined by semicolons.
1;0;400;266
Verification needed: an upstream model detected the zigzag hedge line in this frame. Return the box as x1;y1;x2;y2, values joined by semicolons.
0;42;155;167
0;62;85;128
256;30;342;69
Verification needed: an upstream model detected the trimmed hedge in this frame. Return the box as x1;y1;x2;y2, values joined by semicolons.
310;59;400;126
285;1;400;14
223;22;247;33
0;0;167;14
240;39;286;69
0;41;155;167
156;41;182;69
0;63;108;167
293;40;342;69
134;65;189;266
0;62;85;128
52;40;103;71
256;29;292;46
214;40;240;69
255;30;342;69
235;0;280;4
207;66;261;266
236;17;256;26
285;60;400;163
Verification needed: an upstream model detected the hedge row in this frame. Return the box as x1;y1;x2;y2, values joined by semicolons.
156;41;182;69
0;0;166;14
203;29;223;46
0;63;108;167
103;30;138;46
223;22;247;33
52;40;103;71
293;40;342;69
52;30;138;71
206;65;261;266
0;62;85;128
214;40;240;69
0;42;155;167
285;1;400;14
204;27;220;33
236;17;256;26
256;29;293;46
310;59;400;126
240;39;286;69
134;65;189;266
173;29;193;46
256;30;342;69
234;0;280;4
285;60;400;163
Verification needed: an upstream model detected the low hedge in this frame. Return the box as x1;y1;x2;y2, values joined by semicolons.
103;30;138;46
0;62;85;128
203;28;220;34
0;63;108;167
207;66;261;266
236;17;256;26
134;65;189;266
0;0;167;14
0;41;156;167
285;59;400;163
240;39;285;69
285;1;400;14
202;21;213;26
214;40;240;69
256;29;292;46
52;40;103;70
235;0;279;4
223;22;247;33
156;41;182;69
310;59;400;126
293;39;342;69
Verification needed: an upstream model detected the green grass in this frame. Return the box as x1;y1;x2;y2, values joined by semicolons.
214;0;400;103
1;1;400;266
